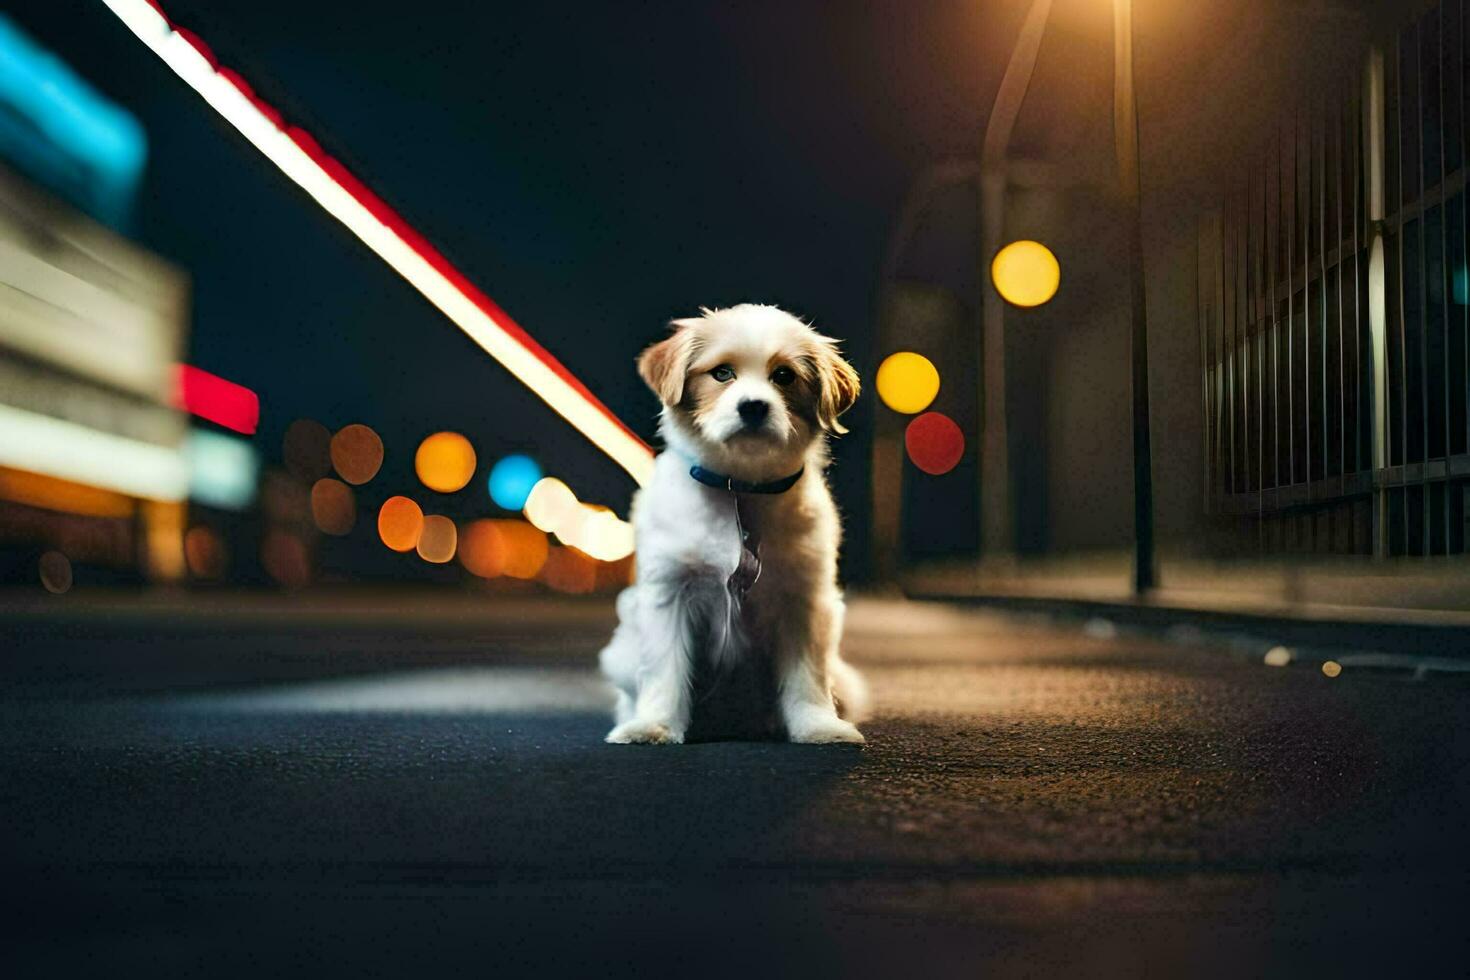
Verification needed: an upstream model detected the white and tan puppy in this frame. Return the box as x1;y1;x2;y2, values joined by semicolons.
599;304;869;744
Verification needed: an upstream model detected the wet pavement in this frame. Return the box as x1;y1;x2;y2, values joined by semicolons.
3;597;1468;977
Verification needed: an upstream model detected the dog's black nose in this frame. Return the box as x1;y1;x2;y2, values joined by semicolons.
738;399;770;427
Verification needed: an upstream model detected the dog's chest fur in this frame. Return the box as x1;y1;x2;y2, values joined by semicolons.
683;493;813;742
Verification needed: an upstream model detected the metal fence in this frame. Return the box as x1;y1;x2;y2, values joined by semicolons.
1200;0;1470;558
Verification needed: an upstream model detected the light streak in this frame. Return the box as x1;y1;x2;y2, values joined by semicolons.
100;0;655;486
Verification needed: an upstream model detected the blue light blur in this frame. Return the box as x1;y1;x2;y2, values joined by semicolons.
185;429;259;510
0;16;146;228
488;454;542;510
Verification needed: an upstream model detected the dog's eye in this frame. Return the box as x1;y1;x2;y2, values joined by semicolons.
711;365;735;382
770;366;796;387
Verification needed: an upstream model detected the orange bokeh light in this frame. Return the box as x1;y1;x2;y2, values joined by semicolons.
416;514;458;563
310;478;356;536
330;423;384;485
184;525;227;579
496;519;549;579
415;431;477;493
377;495;424;552
283;418;332;481
459;519;506;578
261;531;310;588
541;545;597;594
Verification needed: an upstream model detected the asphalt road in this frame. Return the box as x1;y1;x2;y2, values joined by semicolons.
3;596;1468;978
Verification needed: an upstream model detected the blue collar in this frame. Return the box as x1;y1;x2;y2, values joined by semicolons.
688;463;804;494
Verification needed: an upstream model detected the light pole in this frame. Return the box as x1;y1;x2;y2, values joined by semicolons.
1112;0;1156;593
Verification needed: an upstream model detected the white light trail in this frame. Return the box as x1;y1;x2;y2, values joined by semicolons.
0;402;188;501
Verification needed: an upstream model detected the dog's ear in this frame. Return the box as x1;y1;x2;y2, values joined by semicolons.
638;319;700;406
811;336;861;434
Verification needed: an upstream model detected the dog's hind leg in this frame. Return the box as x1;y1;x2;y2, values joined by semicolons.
599;588;642;725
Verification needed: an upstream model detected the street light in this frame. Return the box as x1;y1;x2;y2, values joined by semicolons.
1111;0;1156;593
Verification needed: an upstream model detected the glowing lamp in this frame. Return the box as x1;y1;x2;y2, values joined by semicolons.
905;412;964;475
875;352;940;414
991;239;1060;307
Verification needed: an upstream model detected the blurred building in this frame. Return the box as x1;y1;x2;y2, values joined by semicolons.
876;0;1470;615
0;16;258;589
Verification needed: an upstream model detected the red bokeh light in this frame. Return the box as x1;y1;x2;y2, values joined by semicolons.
173;364;260;435
904;412;964;475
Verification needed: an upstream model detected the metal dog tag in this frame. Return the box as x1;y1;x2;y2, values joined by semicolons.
728;498;761;599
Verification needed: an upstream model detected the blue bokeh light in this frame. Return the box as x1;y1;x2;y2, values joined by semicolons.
488;454;542;510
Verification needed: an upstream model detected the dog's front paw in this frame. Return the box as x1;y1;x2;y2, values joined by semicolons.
605;718;684;745
787;716;865;745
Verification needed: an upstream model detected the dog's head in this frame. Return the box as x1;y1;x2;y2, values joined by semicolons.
638;304;859;479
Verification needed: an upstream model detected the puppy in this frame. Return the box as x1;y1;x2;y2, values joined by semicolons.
599;304;869;744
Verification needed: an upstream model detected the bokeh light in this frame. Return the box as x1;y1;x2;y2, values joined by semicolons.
459;519;507;578
184;525;227;579
261;531;310;588
541;545;596;594
415;431;477;492
875;352;940;414
905;412;965;475
262;470;310;526
310;478;356;536
378;495;424;552
497;520;549;579
523;477;580;534
575;506;636;562
1322;660;1343;678
596;554;637;592
38;550;72;594
991;239;1060;307
330;424;384;485
282;419;332;481
416;514;458;563
488;454;543;510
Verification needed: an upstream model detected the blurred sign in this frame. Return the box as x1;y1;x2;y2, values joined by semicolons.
0;16;146;228
0;166;186;402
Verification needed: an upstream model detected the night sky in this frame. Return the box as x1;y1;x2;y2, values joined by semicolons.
7;0;1030;577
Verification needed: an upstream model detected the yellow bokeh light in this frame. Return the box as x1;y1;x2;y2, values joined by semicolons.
1321;660;1343;678
875;352;940;415
416;514;458;563
414;431;477;493
991;239;1060;308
